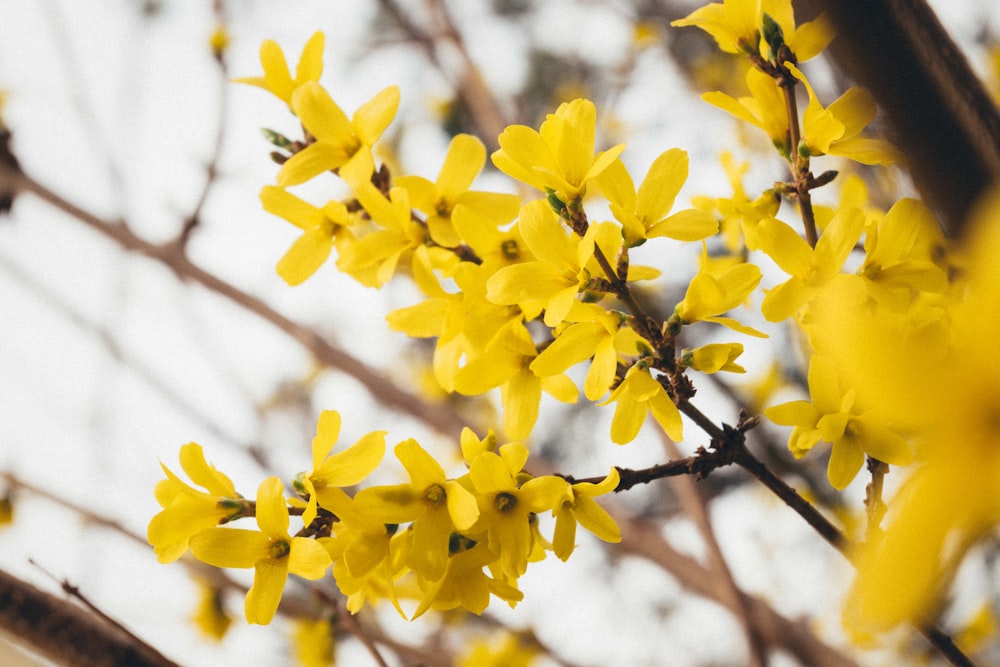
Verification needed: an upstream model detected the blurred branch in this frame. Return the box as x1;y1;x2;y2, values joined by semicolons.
659;432;768;667
0;567;179;667
375;0;508;148
614;510;861;667
0;165;468;437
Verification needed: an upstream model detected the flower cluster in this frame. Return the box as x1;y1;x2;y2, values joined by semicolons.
148;411;619;623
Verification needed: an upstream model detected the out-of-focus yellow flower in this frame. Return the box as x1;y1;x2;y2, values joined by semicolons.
191;579;232;641
293;616;335;667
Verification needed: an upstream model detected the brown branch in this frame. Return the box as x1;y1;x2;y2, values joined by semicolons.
0;165;468;437
375;0;508;149
0;568;179;667
614;510;861;667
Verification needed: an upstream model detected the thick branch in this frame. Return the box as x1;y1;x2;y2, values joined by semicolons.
0;568;179;667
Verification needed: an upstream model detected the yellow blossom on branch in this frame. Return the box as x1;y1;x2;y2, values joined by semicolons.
277;82;399;188
491;98;624;203
189;477;332;625
259;186;355;286
596;149;718;247
147;442;246;563
396;133;521;247
786;63;900;166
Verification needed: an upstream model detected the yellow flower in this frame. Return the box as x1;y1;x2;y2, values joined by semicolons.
396;134;521;247
234;32;324;105
457;631;541;667
411;542;523;619
294;409;385;528
259;186;355;286
468;445;571;579
673;243;764;336
756;208;864;322
808;195;1000;632
277;82;399;188
857;198;947;310
671;0;833;62
492;98;624;203
293;616;335;667
765;356;912;489
702;67;790;156
189;477;332;625
336;185;423;288
552;467;621;561
596;149;718;247
529;302;646;401
602;363;683;444
353;438;479;581
147;442;245;563
453;318;578;441
787;64;900;166
191;579;232;641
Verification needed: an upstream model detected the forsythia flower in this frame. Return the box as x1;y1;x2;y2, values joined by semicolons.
468;444;571;579
552;467;621;561
492;98;624;203
703;67;789;156
787;64;900;166
809;195;1000;632
396;133;521;247
756;207;864;322
353;438;479;581
529;302;646;401
682;342;746;373
294;409;386;528
277;82;399;188
148;442;245;563
765;355;912;489
259;186;355;286
671;0;833;62
190;477;332;625
191;579;232;641
293;616;335;667
602;363;683;444
235;31;324;105
673;243;764;336
596;149;718;247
